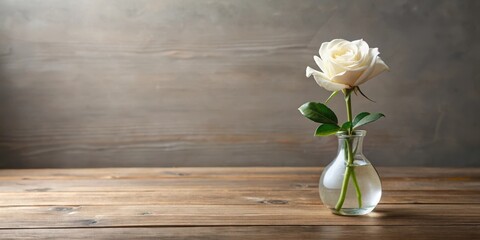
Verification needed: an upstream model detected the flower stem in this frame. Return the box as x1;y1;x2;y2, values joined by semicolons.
335;89;363;212
351;166;363;208
345;90;353;135
335;139;353;211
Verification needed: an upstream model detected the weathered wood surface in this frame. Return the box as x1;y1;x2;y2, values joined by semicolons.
0;0;479;168
2;227;479;240
0;167;478;239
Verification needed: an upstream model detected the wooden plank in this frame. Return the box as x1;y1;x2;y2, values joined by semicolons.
0;204;478;229
0;1;478;168
0;190;479;207
0;0;340;169
381;190;480;204
0;168;478;238
1;177;478;192
1;167;479;179
0;167;324;180
1;226;479;240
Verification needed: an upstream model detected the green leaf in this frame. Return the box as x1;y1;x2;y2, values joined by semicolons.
315;124;340;136
352;112;370;127
353;113;385;129
298;102;338;124
324;91;339;104
340;121;352;131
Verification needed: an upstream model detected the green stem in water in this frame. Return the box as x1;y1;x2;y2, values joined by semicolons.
335;89;363;212
351;166;363;208
335;139;354;211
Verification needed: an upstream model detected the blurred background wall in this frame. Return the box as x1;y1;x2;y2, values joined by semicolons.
0;0;478;168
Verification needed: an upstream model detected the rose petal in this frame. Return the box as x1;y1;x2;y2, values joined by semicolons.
362;57;390;82
325;56;348;75
320;39;345;60
314;74;350;91
306;66;349;91
331;69;363;86
352;48;380;86
319;42;330;60
354;50;389;86
306;67;349;91
329;41;369;71
353;39;369;53
313;56;329;76
306;66;316;77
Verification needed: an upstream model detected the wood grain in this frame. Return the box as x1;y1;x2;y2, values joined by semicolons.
0;167;478;238
0;0;479;168
1;168;479;199
1;204;480;229
1;167;479;179
1;226;479;240
1;178;479;192
1;189;479;206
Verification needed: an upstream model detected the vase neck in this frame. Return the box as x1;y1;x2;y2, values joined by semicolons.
336;130;366;156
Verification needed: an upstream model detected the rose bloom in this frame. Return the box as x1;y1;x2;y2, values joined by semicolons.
306;39;389;91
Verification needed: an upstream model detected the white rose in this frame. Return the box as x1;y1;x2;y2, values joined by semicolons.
306;39;390;91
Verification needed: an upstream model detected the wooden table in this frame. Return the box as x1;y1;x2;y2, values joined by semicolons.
0;167;478;239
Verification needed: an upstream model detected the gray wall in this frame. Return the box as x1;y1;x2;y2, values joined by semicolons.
0;0;478;168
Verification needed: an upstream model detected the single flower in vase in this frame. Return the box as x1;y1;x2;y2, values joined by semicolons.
299;39;389;216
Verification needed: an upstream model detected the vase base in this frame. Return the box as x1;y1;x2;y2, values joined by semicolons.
330;207;375;216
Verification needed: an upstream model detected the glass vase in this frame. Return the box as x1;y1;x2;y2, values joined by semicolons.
319;130;382;216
